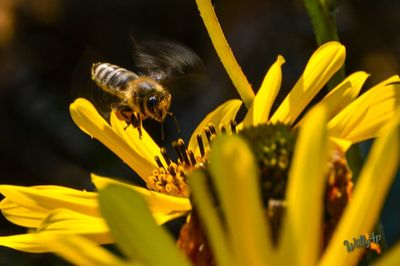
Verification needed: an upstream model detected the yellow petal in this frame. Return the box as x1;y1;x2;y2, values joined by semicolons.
0;199;47;228
0;185;99;227
243;55;285;126
0;233;52;253
41;234;130;266
328;80;400;143
70;98;156;181
373;242;400;266
189;171;232;266
151;211;189;225
270;41;345;124
195;0;254;108
91;174;191;216
320;113;399;266
0;209;112;253
110;111;164;165
209;135;273;266
279;105;328;266
313;71;368;121
98;185;191;266
38;209;111;244
188;99;242;156
329;137;353;152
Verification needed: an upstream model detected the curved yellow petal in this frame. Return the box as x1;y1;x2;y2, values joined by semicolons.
209;135;272;266
243;55;285;126
0;199;47;228
279;105;328;266
195;0;254;108
0;209;112;253
329;137;353;152
41;234;130;266
188;99;242;156
320;114;399;266
151;211;188;225
315;71;368;120
189;171;233;266
38;209;111;242
328;81;400;143
70;98;156;181
91;174;191;214
0;185;99;228
110;111;164;165
0;233;52;253
270;41;345;124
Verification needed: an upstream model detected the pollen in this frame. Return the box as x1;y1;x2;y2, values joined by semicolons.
324;148;353;247
147;139;206;198
147;121;238;197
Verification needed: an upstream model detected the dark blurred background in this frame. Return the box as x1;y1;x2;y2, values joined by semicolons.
0;0;399;265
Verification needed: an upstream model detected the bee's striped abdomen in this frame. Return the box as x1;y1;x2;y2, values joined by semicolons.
91;62;139;96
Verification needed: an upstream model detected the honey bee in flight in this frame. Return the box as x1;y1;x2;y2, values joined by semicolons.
90;40;203;138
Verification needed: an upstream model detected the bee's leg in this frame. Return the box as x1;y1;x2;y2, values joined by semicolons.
115;106;133;129
130;112;142;139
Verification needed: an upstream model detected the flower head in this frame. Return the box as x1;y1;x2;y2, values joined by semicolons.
40;106;400;266
1;0;399;258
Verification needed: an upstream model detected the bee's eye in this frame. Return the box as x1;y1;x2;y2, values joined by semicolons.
148;96;158;106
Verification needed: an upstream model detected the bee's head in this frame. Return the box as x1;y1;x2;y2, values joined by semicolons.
127;77;172;122
146;89;171;122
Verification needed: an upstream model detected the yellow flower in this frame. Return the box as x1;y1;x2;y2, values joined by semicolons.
38;106;400;266
0;97;241;253
1;40;399;257
1;0;399;256
189;106;400;266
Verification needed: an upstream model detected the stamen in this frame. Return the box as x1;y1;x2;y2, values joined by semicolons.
178;139;191;165
208;123;217;135
197;134;205;157
154;155;165;169
172;141;184;162
205;128;212;144
188;150;197;166
160;147;171;166
220;124;226;134
230;120;237;133
147;135;209;198
168;164;177;176
180;170;186;178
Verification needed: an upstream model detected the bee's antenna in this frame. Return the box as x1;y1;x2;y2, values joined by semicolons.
168;112;181;135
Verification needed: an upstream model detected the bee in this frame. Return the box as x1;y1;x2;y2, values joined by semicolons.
91;62;171;137
91;40;203;138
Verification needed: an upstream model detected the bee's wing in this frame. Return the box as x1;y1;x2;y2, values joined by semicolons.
132;40;205;82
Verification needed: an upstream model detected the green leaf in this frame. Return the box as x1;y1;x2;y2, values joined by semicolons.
98;185;190;266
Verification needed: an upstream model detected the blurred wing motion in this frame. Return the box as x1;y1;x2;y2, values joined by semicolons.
132;39;205;83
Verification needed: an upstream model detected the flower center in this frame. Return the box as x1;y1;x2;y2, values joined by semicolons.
238;123;353;245
238;123;297;243
177;122;354;261
324;148;353;247
147;139;206;197
239;123;297;206
147;121;238;198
